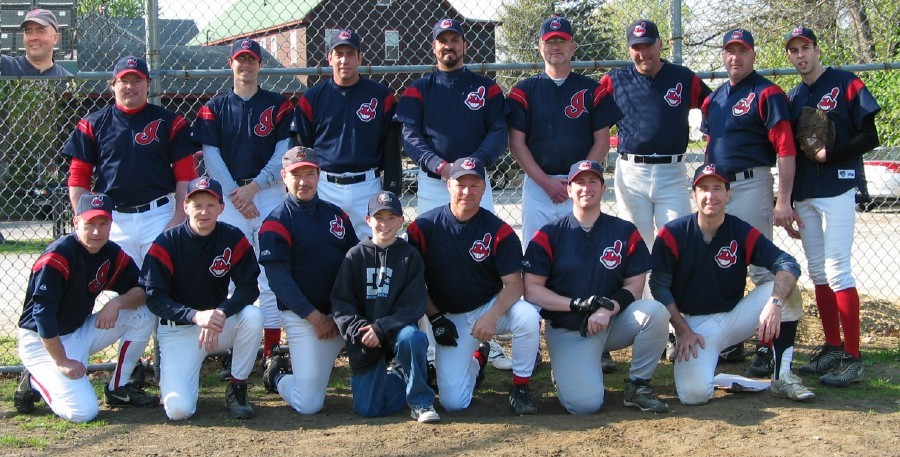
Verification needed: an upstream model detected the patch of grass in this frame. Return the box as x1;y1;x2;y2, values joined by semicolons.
17;414;107;431
0;240;50;254
0;337;21;366
0;435;49;449
865;347;900;365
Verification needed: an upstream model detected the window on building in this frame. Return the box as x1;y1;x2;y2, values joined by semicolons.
290;30;297;65
385;30;399;62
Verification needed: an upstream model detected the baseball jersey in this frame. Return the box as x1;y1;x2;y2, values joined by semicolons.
292;78;396;173
652;213;788;315
142;221;259;322
193;89;293;181
523;213;651;330
395;67;508;173
788;67;881;200
701;71;795;175
507;72;622;175
62;103;196;207
600;62;710;155
18;234;140;338
1;55;72;77
407;205;523;314
258;195;359;316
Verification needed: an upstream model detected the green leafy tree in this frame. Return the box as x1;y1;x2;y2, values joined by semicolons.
77;0;144;18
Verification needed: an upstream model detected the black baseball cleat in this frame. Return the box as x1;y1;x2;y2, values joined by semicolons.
601;351;616;373
225;381;253;419
129;360;146;389
219;350;233;382
105;382;159;407
474;342;490;389
263;355;290;393
746;345;775;377
624;378;668;413
508;384;537;415
426;361;439;394
14;369;42;414
719;342;747;362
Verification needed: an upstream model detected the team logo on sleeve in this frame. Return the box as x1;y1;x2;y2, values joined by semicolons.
357;98;378;122
732;93;756;116
469;233;492;261
209;248;233;277
599;240;623;269
664;83;683;107
464;86;486;110
714;240;738;268
88;259;111;293
253;107;275;136
135;119;163;145
329;215;346;239
817;87;840;111
564;89;589;118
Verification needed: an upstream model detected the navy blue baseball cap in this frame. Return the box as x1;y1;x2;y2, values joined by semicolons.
231;38;262;61
330;29;361;51
627;20;660;47
433;18;464;41
368;191;403;216
723;28;754;50
186;177;224;202
21;8;59;31
113;56;150;79
77;192;114;221
692;163;730;188
282;146;320;172
450;157;487;181
568;160;604;183
540;16;573;41
785;26;817;49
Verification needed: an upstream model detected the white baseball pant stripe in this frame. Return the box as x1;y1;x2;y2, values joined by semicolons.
220;184;285;329
158;306;263;421
673;281;803;405
435;297;540;412
17;306;155;423
521;175;571;246
724;167;776;285
317;171;382;239
416;170;494;214
544;299;669;415
614;158;692;250
109;196;174;268
275;310;345;415
794;188;857;290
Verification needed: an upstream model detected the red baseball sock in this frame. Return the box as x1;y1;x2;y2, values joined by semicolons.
513;375;530;385
264;328;281;358
814;284;842;347
473;348;487;367
835;287;861;358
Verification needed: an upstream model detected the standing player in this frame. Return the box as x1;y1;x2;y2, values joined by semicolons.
142;177;263;420
650;164;815;404
599;19;710;249
407;157;541;415
523;160;669;414
330;191;439;423
508;15;621;244
395;18;508;213
785;27;880;386
292;29;400;237
193;38;293;366
258;147;359;414
0;9;72;77
15;193;157;423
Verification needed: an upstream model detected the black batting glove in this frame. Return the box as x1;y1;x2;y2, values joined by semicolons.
429;313;458;347
570;296;615;314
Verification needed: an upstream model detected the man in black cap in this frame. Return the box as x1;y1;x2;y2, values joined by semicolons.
0;8;72;77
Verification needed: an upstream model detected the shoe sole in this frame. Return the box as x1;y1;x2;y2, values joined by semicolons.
623;400;667;413
771;391;816;402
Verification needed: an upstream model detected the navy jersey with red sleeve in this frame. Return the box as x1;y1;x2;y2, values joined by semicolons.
141;221;259;322
788;67;881;200
193;89;293;181
407;206;523;314
701;71;795;175
18;235;140;338
507;72;623;175
600;62;711;155
652;213;787;315
258;195;359;316
395;67;508;173
291;78;396;173
62;104;196;208
523;213;651;329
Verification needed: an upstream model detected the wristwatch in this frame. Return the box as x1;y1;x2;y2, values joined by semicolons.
770;297;783;308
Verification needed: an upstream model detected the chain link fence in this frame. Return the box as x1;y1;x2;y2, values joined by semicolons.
0;0;897;366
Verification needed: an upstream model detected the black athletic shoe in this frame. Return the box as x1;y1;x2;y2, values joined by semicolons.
601;351;616;373
474;342;490;389
719;342;747;362
14;369;41;414
219;350;232;381
799;343;844;375
129;360;146;389
426;361;439;394
508;384;537;415
819;352;864;387
746;346;775;377
105;382;159;407
624;378;668;413
225;381;253;419
263;355;290;393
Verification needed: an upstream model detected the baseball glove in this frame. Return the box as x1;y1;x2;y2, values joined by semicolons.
795;106;835;160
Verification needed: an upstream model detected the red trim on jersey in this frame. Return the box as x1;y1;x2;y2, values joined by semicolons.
67;158;94;189
598;74;613;98
33;252;70;279
592;85;608;108
757;86;785;122
260;220;292;248
690;76;704;109
232;237;252;264
406;222;426;255
275;100;293;123
700;94;710;117
494;224;514;249
113;340;131;388
30;373;51;405
169;115;188;141
845;78;864;104
507;87;528;109
148;243;174;275
531;231;554;264
768;120;797;157
383;93;397;113
625;229;643;257
197;106;216;121
744;228;762;265
173;155;199;181
486;84;502;99
107;250;132;290
657;227;679;261
76;119;96;141
298;97;314;122
115;103;148;115
401;86;423;102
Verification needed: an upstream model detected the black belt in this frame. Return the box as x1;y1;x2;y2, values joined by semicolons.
324;170;379;185
236;178;255;186
620;153;684;164
425;170;441;180
116;196;170;214
729;169;755;182
159;318;192;327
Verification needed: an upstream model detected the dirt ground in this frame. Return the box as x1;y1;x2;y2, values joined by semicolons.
2;307;898;456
